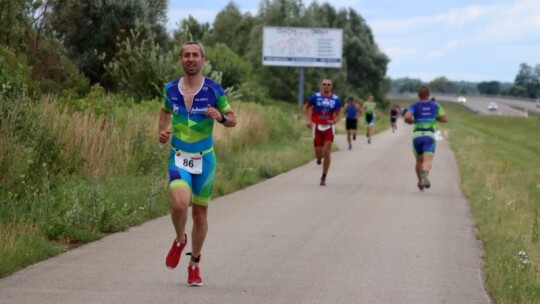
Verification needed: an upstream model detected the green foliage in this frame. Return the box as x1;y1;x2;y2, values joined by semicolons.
0;220;64;277
30;37;90;95
46;0;169;85
340;8;389;97
104;29;177;100
501;85;528;97
512;63;540;99
172;15;211;44
428;76;457;93
237;80;275;104
0;97;80;199
206;43;251;90
0;0;35;51
0;45;36;98
209;2;255;56
393;77;423;93
477;81;501;95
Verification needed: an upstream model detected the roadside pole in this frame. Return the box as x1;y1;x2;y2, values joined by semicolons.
298;67;305;107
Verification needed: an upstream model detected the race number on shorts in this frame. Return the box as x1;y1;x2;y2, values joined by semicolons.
174;151;203;174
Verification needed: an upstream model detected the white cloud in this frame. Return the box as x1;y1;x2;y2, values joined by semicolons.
475;0;540;42
444;40;459;49
427;50;445;60
382;46;417;61
435;5;486;26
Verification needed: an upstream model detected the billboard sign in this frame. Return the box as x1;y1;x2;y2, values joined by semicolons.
262;27;343;68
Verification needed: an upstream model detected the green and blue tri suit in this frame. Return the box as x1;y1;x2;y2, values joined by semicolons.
363;101;376;125
408;100;445;156
162;77;231;206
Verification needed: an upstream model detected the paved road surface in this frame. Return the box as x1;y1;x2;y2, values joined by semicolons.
391;93;538;116
0;122;492;304
438;96;530;117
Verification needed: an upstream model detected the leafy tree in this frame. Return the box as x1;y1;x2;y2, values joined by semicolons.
208;2;255;57
103;29;177;100
502;85;528;97
212;2;243;45
0;0;34;51
172;15;211;44
32;37;89;95
428;76;456;94
0;0;89;96
46;0;168;85
205;43;251;90
0;45;36;98
477;81;501;95
394;77;423;93
339;7;389;100
513;63;540;98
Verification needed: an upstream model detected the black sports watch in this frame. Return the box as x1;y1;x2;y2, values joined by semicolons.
218;112;228;124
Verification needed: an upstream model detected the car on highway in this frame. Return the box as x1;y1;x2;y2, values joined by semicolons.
488;102;498;111
457;96;467;103
536;99;540;108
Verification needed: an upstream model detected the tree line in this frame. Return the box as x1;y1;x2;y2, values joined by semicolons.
0;0;390;104
392;63;540;99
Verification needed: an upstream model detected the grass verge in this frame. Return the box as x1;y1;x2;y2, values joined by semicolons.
0;97;313;277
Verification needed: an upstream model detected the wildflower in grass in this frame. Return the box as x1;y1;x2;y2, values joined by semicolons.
514;250;533;269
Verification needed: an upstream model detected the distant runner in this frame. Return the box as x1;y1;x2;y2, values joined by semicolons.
363;95;377;144
404;86;447;192
344;96;361;150
389;104;400;133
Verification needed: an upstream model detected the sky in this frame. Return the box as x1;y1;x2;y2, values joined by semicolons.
167;0;540;83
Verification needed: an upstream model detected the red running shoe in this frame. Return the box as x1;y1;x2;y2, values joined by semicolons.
165;233;187;269
320;177;326;186
187;265;203;286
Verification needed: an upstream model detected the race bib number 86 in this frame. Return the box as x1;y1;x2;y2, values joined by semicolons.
174;151;203;174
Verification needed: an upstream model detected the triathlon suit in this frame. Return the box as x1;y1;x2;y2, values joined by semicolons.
162;77;232;206
306;92;341;147
407;100;445;156
364;101;376;125
345;103;359;130
390;107;399;123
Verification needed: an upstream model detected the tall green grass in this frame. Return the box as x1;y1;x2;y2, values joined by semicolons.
431;102;540;303
0;91;313;277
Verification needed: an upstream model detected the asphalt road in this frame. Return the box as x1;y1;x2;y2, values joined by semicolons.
436;95;537;117
391;93;538;117
0;122;492;304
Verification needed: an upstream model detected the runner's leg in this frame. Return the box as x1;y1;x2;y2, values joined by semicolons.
190;204;208;265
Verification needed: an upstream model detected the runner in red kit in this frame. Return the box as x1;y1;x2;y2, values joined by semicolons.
304;76;342;186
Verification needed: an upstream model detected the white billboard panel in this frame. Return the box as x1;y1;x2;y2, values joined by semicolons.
262;27;343;68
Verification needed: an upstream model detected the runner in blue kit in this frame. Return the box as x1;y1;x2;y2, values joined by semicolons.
159;41;237;286
404;86;447;192
344;96;361;150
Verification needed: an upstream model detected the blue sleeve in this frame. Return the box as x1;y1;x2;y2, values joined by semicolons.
408;103;416;115
307;94;316;106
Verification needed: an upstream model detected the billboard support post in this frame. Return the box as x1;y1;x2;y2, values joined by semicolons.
298;67;304;107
